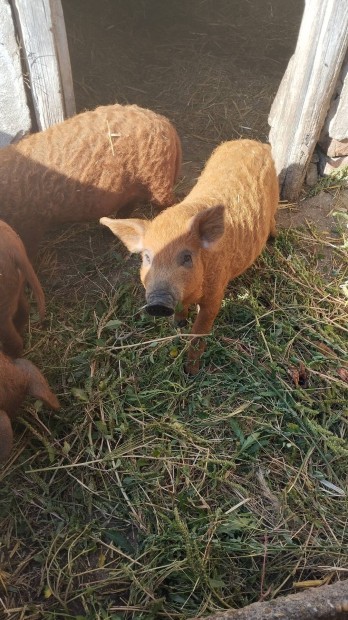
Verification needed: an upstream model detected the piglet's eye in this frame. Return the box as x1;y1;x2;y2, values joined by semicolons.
181;252;193;267
143;252;151;265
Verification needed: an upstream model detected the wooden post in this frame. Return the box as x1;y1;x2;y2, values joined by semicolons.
11;0;75;131
49;0;76;118
0;0;31;147
269;0;348;201
193;579;348;620
328;58;348;142
318;52;348;172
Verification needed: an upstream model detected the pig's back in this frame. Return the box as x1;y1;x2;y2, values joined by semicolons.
0;104;179;225
188;140;277;214
187;140;279;279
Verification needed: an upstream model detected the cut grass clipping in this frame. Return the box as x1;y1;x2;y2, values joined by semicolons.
0;220;347;620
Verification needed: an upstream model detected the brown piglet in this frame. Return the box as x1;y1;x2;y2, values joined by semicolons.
0;104;181;257
101;139;279;374
0;352;60;462
0;220;45;357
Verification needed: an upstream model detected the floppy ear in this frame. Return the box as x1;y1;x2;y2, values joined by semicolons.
14;359;60;410
189;205;225;249
100;217;149;253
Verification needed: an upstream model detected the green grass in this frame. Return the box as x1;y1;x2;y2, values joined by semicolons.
0;213;347;620
307;165;348;197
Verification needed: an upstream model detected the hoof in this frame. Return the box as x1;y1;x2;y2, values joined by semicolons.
184;362;200;376
176;319;188;328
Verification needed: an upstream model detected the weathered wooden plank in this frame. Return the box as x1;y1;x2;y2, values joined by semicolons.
0;0;31;147
193;578;348;620
12;0;64;130
328;55;348;141
269;0;348;201
12;0;75;131
49;0;76;118
319;52;348;156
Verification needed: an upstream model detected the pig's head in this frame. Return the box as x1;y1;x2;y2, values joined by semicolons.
100;204;225;318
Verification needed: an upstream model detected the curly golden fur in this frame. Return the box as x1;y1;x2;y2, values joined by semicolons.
0;104;181;256
0;352;60;462
0;220;45;357
101;139;279;374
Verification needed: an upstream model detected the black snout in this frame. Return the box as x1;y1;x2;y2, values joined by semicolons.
145;304;174;317
145;289;176;318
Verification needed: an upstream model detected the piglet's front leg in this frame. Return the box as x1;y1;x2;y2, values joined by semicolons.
174;304;189;328
185;301;221;375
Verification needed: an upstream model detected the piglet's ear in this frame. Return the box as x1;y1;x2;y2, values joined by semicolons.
14;359;60;410
100;218;149;253
189;205;225;249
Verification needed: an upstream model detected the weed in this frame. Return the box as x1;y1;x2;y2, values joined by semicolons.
0;217;347;619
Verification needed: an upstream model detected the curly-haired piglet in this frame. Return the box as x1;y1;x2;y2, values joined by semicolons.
0;104;181;257
101;139;279;374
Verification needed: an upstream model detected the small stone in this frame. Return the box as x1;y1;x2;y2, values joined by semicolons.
326;138;348;158
323;155;348;176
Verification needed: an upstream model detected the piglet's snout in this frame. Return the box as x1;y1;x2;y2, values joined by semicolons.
145;289;176;317
146;304;174;317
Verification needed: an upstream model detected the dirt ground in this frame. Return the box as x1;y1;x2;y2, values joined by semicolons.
61;0;347;236
62;0;303;191
44;0;344;301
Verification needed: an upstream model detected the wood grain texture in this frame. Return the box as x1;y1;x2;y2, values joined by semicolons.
49;0;76;118
329;55;348;141
192;579;348;620
12;0;75;130
269;0;348;200
0;0;31;146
